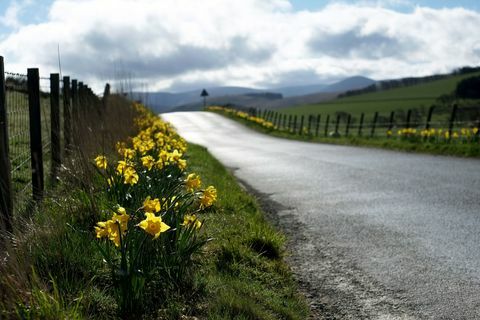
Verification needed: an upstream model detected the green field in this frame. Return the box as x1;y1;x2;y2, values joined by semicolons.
282;71;480;124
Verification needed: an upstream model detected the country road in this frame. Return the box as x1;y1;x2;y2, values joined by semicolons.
162;111;480;320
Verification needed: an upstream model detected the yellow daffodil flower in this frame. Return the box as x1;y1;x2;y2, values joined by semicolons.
185;173;201;192
141;155;155;170
182;214;202;229
94;155;107;169
137;212;170;239
123;167;139;185
200;186;217;208
143;196;161;213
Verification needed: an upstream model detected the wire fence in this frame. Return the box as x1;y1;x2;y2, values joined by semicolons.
0;56;109;230
240;105;480;140
5;72;31;205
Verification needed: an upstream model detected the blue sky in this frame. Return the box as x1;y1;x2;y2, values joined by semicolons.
0;0;479;92
290;0;480;11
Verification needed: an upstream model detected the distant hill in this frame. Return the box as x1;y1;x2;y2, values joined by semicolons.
131;76;376;113
273;84;327;97
322;76;375;93
272;76;375;97
131;86;267;113
281;70;480;122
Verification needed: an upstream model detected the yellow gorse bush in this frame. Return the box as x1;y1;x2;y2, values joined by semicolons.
92;102;217;315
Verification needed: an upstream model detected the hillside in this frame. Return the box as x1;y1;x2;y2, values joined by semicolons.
282;71;480;121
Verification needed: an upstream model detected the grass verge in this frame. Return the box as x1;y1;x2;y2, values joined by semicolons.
187;143;309;319
210;109;480;158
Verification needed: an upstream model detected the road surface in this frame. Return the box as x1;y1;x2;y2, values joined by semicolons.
163;111;480;319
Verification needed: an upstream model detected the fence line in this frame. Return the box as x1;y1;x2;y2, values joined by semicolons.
0;56;110;231
238;104;480;139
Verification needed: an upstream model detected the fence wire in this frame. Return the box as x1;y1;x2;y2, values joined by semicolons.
5;71;32;204
40;77;52;180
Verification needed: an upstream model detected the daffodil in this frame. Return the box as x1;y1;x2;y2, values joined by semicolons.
124;167;139;185
200;186;217;208
143;196;161;213
95;221;109;238
94;155;107;169
177;159;187;171
112;207;130;233
116;160;128;174
141;155;155;170
137;212;170;239
185;173;201;192
182;214;202;229
123;148;136;160
168;149;182;163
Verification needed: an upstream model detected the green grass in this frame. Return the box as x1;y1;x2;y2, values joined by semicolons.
282;71;480;123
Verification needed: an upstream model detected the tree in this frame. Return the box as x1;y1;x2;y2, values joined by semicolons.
455;76;480;99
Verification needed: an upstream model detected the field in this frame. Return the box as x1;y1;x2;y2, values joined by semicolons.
282;71;480;124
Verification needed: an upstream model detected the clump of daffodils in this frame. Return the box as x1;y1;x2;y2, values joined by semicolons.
92;102;217;315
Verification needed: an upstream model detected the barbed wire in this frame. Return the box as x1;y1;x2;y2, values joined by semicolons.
5;71;27;77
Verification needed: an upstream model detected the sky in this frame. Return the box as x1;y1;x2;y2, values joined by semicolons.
0;0;479;93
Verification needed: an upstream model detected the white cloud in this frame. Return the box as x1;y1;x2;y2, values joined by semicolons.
0;0;32;29
0;0;479;92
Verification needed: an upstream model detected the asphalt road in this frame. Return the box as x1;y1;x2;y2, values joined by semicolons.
163;111;480;320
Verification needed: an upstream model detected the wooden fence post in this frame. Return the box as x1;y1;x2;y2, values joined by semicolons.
425;105;435;130
299;115;304;135
28;68;44;201
71;79;78;126
335;114;340;134
307;115;312;135
63;76;71;156
358;113;364;136
293;115;297;134
315;114;321;136
370;112;378;137
282;114;286;129
448;104;458;139
324;115;330;137
345;114;351;136
288;115;292;132
406;109;412;129
0;56;13;231
388;111;395;130
50;73;60;179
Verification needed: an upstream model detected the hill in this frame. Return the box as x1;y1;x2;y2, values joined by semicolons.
270;76;374;97
165;76;374;112
130;86;266;113
281;71;480;122
132;76;375;113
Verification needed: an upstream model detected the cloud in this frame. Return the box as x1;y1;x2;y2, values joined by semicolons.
0;0;479;92
0;0;32;29
309;30;407;59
